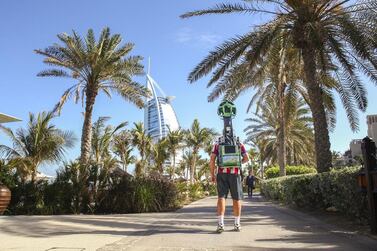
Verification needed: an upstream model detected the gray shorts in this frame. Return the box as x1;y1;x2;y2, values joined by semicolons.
217;173;243;200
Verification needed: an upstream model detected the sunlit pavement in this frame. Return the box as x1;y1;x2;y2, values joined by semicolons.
1;194;377;251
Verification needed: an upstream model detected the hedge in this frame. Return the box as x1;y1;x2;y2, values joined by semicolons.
5;174;181;215
261;166;368;221
265;165;317;179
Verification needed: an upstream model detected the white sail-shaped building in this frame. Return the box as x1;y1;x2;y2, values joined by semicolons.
144;74;180;142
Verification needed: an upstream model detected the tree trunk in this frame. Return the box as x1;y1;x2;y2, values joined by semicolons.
190;149;198;183
172;150;176;180
277;46;287;177
302;47;332;172
80;89;97;165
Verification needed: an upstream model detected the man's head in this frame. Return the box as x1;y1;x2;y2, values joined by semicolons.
249;170;253;175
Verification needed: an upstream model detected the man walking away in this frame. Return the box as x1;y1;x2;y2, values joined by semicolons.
246;170;255;198
210;143;249;233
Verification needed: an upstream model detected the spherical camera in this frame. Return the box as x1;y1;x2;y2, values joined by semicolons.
217;100;237;118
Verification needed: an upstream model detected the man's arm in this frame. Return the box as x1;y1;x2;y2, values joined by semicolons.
242;153;249;164
210;153;217;183
241;145;249;164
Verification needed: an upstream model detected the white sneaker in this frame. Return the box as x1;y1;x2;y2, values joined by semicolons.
216;224;224;233
234;223;241;232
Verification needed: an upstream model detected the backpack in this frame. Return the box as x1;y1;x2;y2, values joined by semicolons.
217;142;244;181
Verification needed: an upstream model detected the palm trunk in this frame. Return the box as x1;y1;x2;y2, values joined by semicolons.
190;149;198;183
190;160;195;183
277;115;286;176
277;46;287;177
302;47;332;172
293;145;298;166
172;150;176;180
80;89;97;165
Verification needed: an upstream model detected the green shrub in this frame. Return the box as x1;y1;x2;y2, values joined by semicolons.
265;165;317;179
0;161;17;188
7;180;48;215
131;176;179;213
175;181;215;204
261;166;368;220
6;170;180;215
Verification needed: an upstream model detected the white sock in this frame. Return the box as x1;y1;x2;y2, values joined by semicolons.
234;216;240;225
218;215;224;225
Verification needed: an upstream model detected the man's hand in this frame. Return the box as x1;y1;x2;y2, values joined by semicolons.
211;174;216;183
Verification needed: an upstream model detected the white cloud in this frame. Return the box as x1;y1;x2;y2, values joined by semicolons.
198;34;220;44
176;27;193;43
175;27;221;47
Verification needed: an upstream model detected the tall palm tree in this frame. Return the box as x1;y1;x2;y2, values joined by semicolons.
35;27;149;165
165;128;184;180
245;97;315;166
181;1;377;172
0;112;75;182
131;122;152;176
185;119;216;183
112;130;135;173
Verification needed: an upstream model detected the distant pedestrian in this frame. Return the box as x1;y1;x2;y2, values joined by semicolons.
245;170;255;198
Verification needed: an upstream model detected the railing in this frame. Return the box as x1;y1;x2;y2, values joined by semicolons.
360;137;377;234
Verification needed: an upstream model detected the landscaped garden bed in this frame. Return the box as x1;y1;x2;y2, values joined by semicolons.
261;166;369;222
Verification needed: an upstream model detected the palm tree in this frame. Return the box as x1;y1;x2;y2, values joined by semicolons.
0;112;76;182
197;158;210;182
245;97;315;167
181;1;377;172
185;119;216;182
35;27;149;165
131;122;152;176
152;139;170;174
57;161;89;213
356;1;377;47
165;128;184;180
91;117;127;165
88;118;127;207
180;150;196;180
112;130;135;173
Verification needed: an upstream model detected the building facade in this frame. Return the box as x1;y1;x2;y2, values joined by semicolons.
349;139;363;158
144;74;180;142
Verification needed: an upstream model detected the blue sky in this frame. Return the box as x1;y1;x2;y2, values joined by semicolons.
1;0;376;175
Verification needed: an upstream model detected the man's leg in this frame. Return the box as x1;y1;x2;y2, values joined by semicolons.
217;198;226;216
229;174;243;231
233;199;242;230
216;198;226;232
217;197;226;222
232;199;241;217
216;173;227;232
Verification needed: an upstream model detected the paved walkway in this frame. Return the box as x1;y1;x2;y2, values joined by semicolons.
1;195;377;251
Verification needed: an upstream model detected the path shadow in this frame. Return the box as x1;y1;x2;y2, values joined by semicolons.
1;195;377;250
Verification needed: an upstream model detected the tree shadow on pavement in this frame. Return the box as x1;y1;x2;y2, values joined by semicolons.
1;195;377;250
